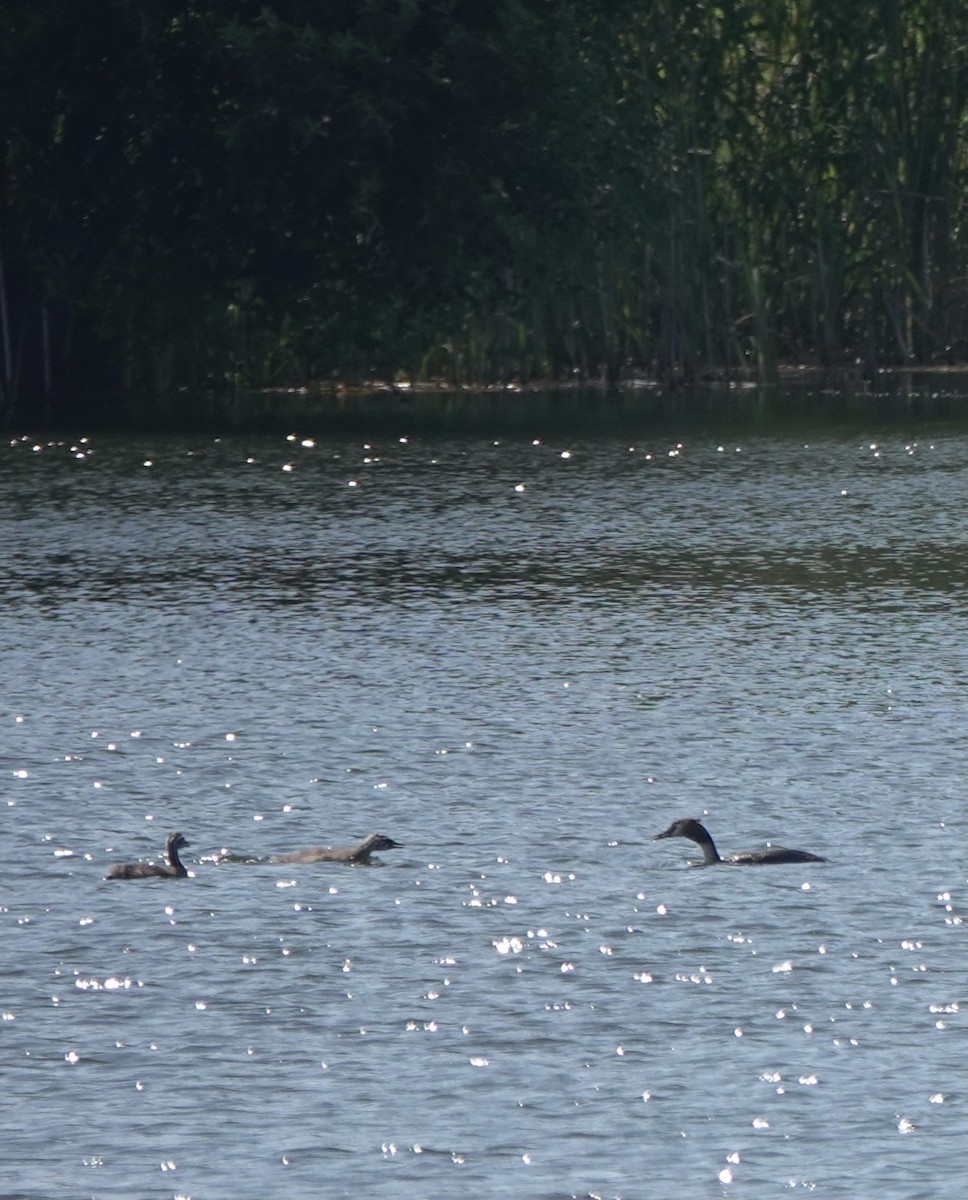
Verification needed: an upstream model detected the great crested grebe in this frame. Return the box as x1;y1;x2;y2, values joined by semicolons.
271;832;402;865
652;818;826;866
106;831;190;879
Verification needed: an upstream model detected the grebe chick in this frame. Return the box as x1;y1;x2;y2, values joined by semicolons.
652;818;826;866
271;832;402;865
106;832;190;880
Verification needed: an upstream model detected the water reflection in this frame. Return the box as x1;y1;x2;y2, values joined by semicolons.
4;427;965;617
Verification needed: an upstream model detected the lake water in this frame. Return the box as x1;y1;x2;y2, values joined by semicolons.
1;394;966;1199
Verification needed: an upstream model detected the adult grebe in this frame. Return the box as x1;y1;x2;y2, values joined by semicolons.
105;832;190;879
652;818;826;865
271;832;402;865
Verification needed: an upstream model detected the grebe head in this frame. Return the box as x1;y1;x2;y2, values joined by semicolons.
652;818;708;843
360;833;403;853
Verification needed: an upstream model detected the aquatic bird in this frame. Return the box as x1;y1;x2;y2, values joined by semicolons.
271;832;402;865
652;818;826;865
105;832;190;880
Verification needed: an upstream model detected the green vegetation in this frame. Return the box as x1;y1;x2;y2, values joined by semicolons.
2;1;966;423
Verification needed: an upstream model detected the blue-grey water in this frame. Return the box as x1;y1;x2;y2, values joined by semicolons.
1;406;965;1199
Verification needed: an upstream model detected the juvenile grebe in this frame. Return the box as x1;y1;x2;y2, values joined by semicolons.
652;818;826;865
271;832;402;865
105;832;190;879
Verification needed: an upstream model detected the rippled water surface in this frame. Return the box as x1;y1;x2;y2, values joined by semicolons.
1;409;966;1199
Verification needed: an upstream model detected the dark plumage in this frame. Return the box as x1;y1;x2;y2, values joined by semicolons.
105;832;190;880
652;818;826;866
271;832;402;865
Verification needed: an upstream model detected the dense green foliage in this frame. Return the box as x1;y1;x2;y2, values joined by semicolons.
2;0;967;421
